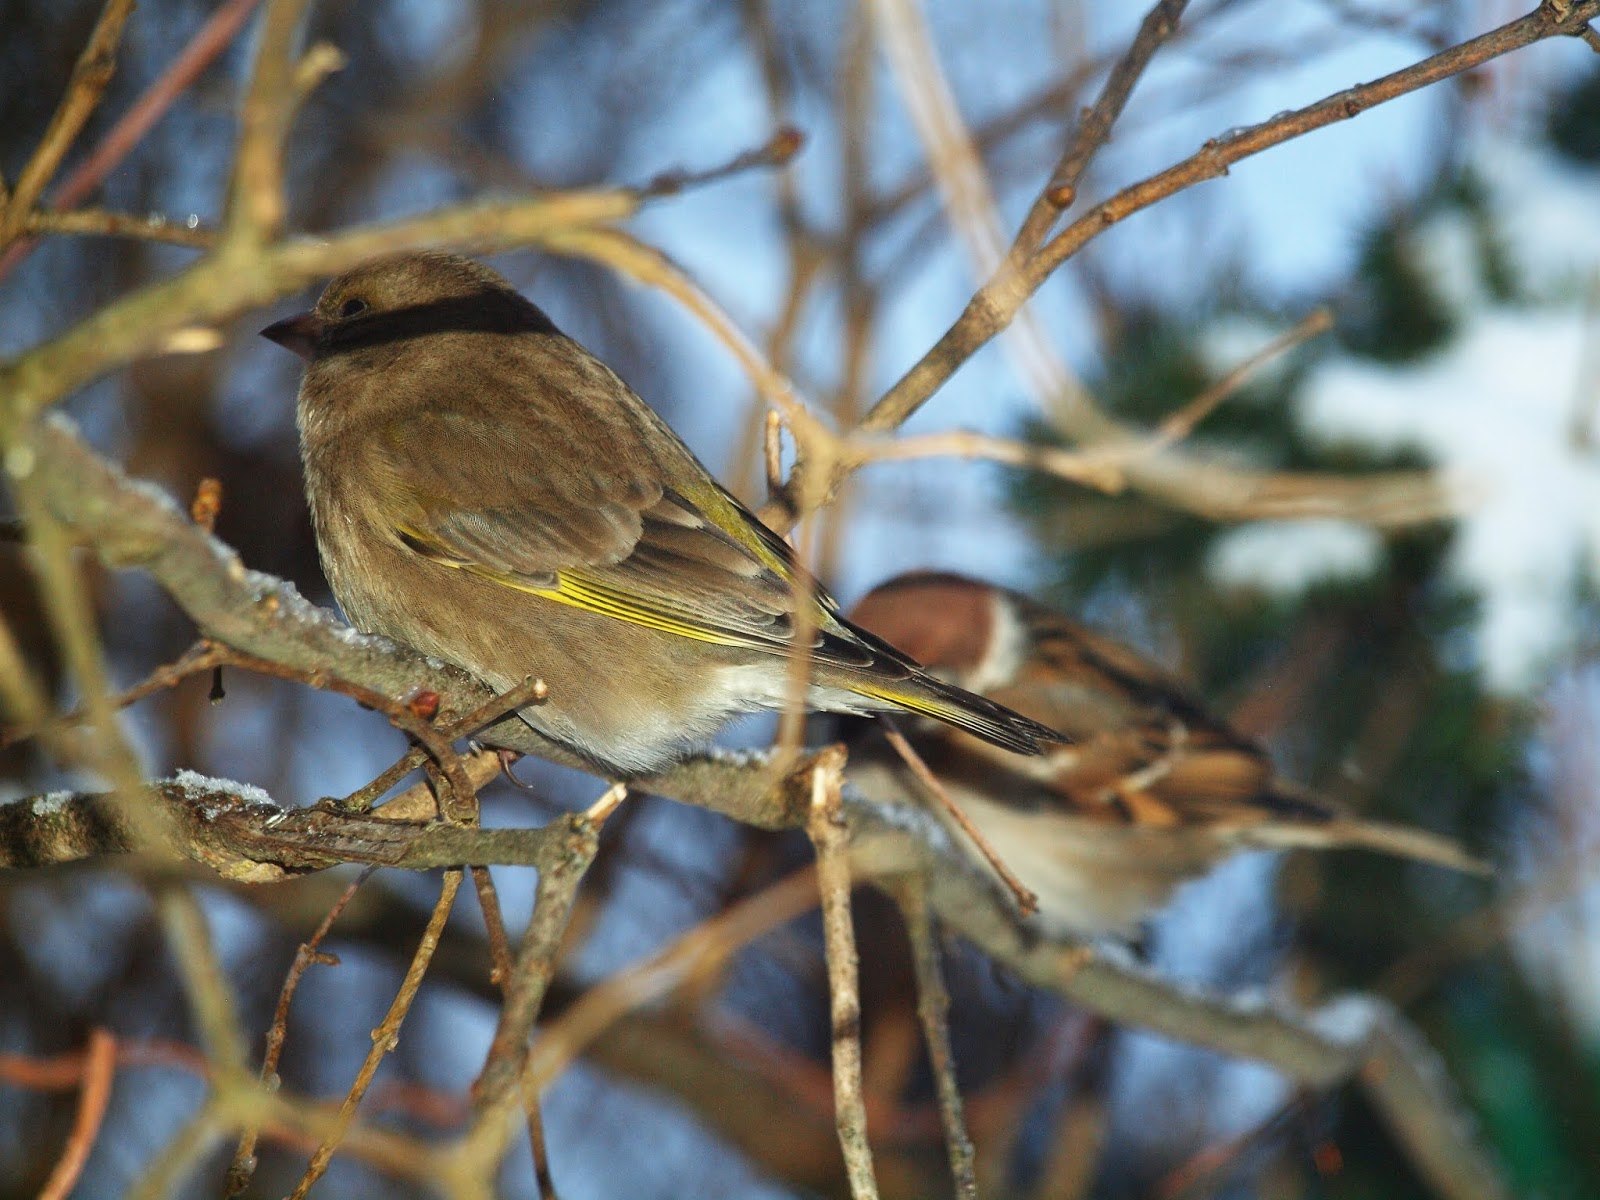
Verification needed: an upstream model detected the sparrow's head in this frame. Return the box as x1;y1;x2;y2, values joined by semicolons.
849;572;1009;684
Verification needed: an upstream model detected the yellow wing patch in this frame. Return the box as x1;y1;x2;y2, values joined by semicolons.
533;572;752;646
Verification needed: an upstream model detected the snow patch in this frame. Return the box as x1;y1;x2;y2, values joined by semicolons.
1475;139;1600;294
1300;310;1600;691
1207;518;1383;598
30;791;75;816
1410;209;1488;311
170;768;273;810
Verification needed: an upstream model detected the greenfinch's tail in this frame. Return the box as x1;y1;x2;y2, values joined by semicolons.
848;673;1067;756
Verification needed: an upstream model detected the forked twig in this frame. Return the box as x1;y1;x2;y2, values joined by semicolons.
225;868;374;1197
284;870;464;1200
0;0;136;246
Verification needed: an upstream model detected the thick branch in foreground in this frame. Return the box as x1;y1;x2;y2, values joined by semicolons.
0;771;568;881
13;419;1508;1200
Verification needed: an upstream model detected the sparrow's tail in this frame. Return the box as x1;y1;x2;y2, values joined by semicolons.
1319;818;1491;875
848;672;1067;756
1247;787;1490;876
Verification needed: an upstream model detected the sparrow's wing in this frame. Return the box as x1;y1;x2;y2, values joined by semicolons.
1015;602;1234;738
368;335;875;666
927;593;1280;820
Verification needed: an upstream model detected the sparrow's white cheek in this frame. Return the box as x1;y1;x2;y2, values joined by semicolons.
965;593;1029;695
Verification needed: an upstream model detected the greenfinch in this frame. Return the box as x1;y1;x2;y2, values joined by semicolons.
263;252;1061;777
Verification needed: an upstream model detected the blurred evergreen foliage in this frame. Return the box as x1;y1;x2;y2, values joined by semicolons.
1006;62;1600;1200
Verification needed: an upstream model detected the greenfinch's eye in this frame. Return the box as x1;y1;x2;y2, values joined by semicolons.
339;298;369;319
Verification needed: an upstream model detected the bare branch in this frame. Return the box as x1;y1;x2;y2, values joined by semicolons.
448;814;603;1191
23;208;216;248
0;0;264;281
36;1029;115;1200
0;0;136;246
225;870;371;1197
1011;0;1191;252
899;880;978;1200
519;864;822;1093
225;0;317;244
765;0;1600;532
1;189;636;431
285;870;463;1199
808;748;879;1199
17;410;1511;1200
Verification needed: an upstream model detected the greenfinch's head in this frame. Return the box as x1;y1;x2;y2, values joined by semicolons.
261;251;554;362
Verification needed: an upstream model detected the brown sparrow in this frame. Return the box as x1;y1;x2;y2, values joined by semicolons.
845;572;1485;938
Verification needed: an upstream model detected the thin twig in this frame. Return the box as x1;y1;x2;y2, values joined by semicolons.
637;124;805;197
3;190;636;430
153;885;250;1081
0;0;265;281
538;225;838;460
764;410;785;500
806;747;880;1199
226;0;317;242
815;0;878;586
447;674;550;739
206;643;478;820
0;607;69;759
1011;0;1191;252
1;639;225;750
128;1099;229;1200
8;477;172;852
286;869;464;1200
467;865;560;1200
881;722;1038;915
37;1028;116;1200
447;812;604;1190
225;868;374;1198
520;863;822;1094
338;746;428;812
868;0;1096;427
0;0;136;246
899;879;978;1200
843;308;1336;505
1154;308;1334;443
23;208;217;248
777;516;823;761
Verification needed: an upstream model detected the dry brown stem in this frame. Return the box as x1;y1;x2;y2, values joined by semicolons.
0;0;136;246
225;868;373;1196
899;879;979;1200
520;863;822;1094
807;747;880;1199
286;869;463;1199
36;1028;116;1200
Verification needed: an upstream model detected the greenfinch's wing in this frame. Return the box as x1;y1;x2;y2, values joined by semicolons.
370;392;875;666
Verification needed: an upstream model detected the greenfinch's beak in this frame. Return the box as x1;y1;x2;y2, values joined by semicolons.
260;311;324;360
